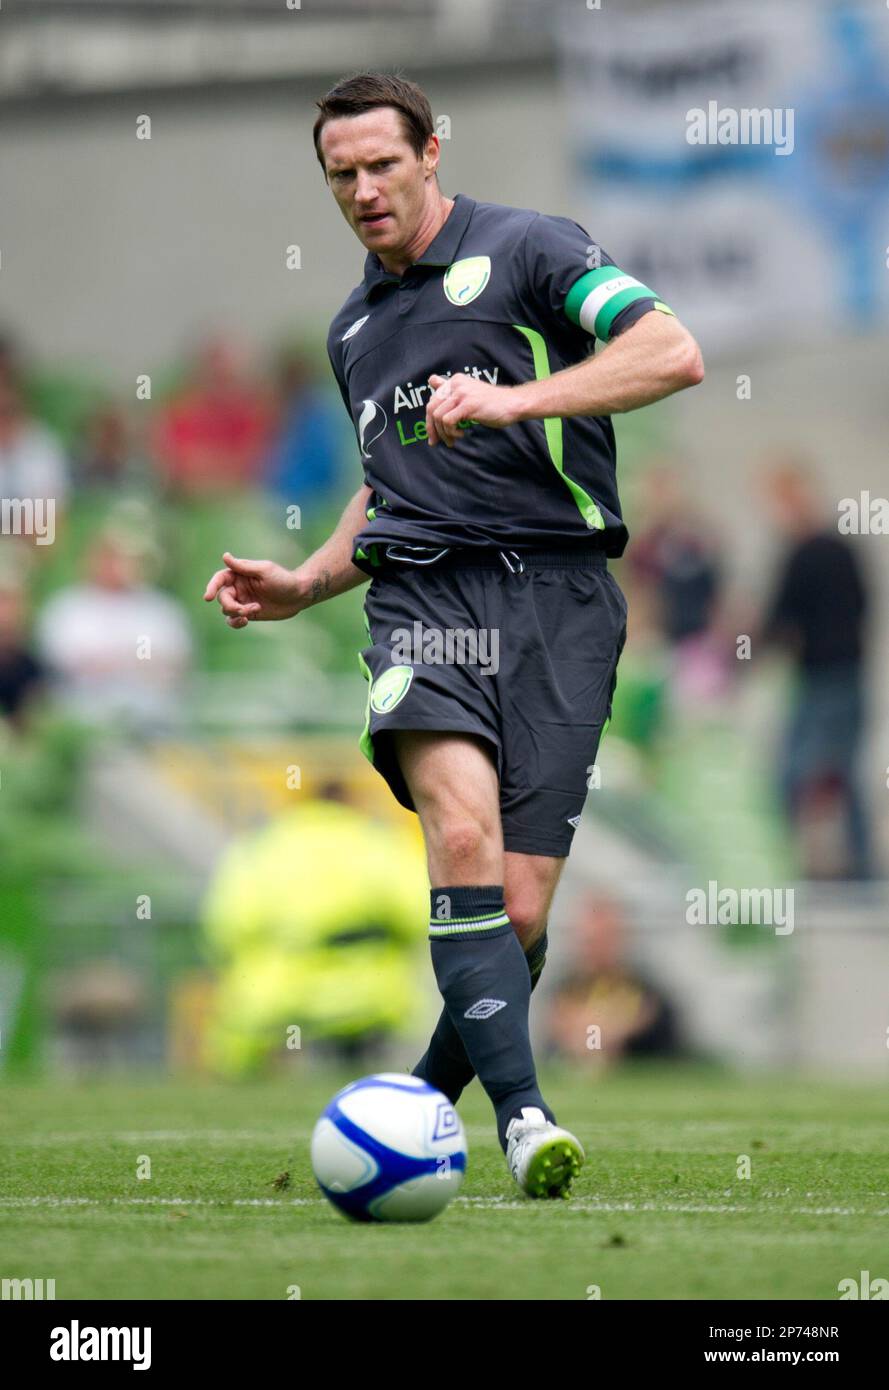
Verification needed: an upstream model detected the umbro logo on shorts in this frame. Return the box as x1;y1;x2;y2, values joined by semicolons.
566;814;582;828
464;998;507;1021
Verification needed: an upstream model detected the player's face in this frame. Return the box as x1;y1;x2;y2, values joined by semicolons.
320;108;436;256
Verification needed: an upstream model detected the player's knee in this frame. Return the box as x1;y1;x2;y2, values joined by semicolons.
505;898;546;951
434;816;497;877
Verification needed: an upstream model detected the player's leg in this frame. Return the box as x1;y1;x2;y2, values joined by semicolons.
500;850;588;1198
504;849;568;990
393;727;557;1152
493;558;627;1195
392;727;502;883
413;851;565;1101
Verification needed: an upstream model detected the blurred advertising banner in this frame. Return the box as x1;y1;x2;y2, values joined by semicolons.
558;0;889;351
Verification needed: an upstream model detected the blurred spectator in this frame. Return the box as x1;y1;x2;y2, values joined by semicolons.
628;464;732;706
0;573;45;731
50;961;147;1071
35;528;192;730
760;460;873;879
544;891;682;1068
72;403;152;495
0;371;70;510
152;333;273;495
262;346;346;510
200;781;429;1077
629;464;723;645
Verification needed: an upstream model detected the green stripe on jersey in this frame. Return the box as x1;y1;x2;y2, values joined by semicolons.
365;497;390;522
565;265;666;341
512;323;605;532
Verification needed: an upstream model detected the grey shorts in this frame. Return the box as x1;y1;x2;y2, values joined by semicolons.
357;545;627;857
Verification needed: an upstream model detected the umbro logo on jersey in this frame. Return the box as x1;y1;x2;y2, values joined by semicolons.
342;314;369;341
566;814;582;828
464;998;507;1021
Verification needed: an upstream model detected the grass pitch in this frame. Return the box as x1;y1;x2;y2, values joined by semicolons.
1;1063;886;1301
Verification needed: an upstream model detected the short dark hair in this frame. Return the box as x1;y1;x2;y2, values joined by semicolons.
313;71;435;179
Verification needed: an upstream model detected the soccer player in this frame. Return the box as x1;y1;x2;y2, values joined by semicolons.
204;72;704;1199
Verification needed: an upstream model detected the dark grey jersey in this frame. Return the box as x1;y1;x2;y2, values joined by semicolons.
326;193;673;573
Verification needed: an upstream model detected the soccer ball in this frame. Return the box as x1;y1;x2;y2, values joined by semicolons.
311;1073;467;1222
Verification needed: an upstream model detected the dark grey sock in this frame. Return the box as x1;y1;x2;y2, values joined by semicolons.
412;1010;476;1103
413;929;549;1103
419;886;554;1151
525;930;549;993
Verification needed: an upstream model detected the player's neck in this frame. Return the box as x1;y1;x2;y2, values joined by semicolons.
377;192;455;276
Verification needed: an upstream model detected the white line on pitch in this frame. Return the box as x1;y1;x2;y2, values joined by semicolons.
1;1196;887;1217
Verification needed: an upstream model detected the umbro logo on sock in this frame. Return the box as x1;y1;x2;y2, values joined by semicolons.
464;998;507;1020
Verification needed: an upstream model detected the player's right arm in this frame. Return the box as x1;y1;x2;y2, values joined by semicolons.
203;482;373;629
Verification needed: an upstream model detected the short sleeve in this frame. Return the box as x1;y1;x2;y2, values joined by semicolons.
522;212;675;342
326;337;353;422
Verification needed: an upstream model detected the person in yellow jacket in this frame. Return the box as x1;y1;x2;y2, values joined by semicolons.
201;783;431;1077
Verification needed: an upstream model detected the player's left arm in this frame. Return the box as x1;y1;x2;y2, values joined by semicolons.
510;308;703;424
426;214;703;446
427;309;702;445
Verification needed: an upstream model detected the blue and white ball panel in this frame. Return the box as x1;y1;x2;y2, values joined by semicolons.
335;1073;462;1159
368;1168;461;1222
311;1073;467;1222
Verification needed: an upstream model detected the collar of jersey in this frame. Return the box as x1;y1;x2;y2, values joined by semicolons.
361;193;476;301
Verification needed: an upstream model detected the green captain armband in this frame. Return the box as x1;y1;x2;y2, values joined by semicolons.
564;265;673;341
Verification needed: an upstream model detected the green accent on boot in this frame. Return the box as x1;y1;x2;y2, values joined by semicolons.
525;1137;584;1199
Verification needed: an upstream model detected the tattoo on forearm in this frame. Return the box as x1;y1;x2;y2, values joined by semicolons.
310;569;332;605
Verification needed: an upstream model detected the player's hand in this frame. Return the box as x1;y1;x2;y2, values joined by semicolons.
203;552;306;629
426;373;522;447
